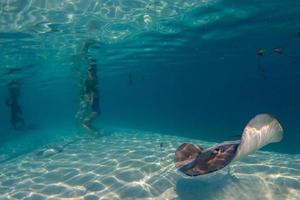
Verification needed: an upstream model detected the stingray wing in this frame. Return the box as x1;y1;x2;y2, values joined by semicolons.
174;143;203;169
178;141;240;176
234;114;283;161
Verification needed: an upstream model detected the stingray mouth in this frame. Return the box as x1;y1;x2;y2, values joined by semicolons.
175;142;240;176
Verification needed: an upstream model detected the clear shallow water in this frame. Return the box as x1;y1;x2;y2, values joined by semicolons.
0;130;300;200
0;0;300;199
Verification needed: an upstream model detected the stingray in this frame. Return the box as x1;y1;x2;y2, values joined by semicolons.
174;114;283;176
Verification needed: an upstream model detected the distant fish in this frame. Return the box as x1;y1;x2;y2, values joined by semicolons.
273;47;300;61
273;48;283;55
174;114;283;176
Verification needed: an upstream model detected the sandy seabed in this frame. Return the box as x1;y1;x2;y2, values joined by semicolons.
0;130;299;200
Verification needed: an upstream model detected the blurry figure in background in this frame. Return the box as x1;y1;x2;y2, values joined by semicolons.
5;80;26;130
75;40;101;137
272;46;300;62
82;58;101;135
257;48;265;57
273;47;283;55
257;48;266;79
273;47;300;60
160;143;163;152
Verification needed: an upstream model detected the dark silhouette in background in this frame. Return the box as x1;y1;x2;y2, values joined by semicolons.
273;47;283;55
5;80;26;130
75;40;101;137
257;48;266;79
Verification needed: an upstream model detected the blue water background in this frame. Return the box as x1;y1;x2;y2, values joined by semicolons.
0;0;300;158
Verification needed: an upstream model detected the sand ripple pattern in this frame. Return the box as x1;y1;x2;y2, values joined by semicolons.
0;130;299;200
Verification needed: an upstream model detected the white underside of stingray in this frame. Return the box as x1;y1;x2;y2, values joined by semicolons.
234;114;283;161
174;114;283;176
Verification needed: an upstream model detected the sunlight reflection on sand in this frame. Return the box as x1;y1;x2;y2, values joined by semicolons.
0;129;299;200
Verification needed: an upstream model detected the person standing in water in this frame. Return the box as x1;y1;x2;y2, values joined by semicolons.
75;40;101;136
82;58;101;134
5;80;26;130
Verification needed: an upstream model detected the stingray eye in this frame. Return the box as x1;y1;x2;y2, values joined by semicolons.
215;148;223;153
213;148;220;154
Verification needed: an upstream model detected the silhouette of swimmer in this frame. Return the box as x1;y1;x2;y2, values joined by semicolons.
5;80;26;130
174;114;283;176
159;142;165;153
83;59;101;130
257;48;266;79
77;40;101;137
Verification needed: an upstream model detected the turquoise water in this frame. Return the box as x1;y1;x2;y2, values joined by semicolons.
0;0;300;199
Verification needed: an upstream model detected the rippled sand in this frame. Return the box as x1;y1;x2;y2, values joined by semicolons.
0;130;299;200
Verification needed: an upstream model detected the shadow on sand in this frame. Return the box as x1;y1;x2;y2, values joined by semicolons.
175;173;239;200
175;170;283;200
